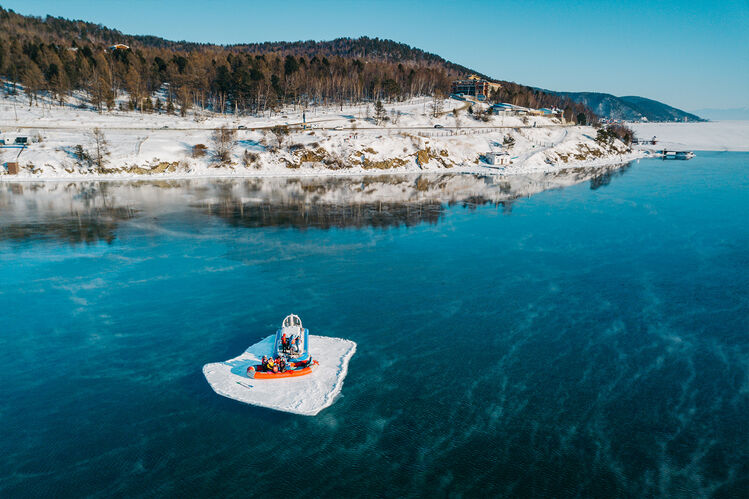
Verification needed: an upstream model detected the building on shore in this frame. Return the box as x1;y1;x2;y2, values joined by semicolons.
538;107;560;116
485;151;511;166
492;103;527;116
451;75;501;100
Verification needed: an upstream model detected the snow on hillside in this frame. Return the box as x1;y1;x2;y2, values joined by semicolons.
0;90;639;180
629;121;749;151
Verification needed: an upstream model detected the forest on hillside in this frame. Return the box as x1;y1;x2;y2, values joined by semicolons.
0;7;597;123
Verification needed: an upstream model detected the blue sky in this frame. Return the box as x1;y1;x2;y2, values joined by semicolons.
2;0;747;110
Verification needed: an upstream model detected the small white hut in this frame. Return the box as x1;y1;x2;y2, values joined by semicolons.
485;151;511;166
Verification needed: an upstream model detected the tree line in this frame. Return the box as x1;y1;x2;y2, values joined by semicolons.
0;7;597;123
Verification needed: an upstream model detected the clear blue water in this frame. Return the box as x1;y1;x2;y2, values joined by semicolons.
1;153;747;497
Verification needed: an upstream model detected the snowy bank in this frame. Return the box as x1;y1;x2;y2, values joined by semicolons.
629;121;749;151
203;335;357;416
0;94;637;180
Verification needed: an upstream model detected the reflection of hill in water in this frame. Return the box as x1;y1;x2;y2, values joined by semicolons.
0;183;138;245
201;163;631;229
0;163;632;243
1;207;135;245
208;200;444;229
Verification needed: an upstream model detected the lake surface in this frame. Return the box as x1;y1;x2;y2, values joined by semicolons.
1;154;747;497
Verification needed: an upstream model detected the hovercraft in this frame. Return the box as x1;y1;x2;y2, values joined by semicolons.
246;314;319;379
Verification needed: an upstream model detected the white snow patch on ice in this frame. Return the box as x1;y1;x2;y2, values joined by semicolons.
203;335;357;416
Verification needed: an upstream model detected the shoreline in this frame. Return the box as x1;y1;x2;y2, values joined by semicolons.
0;151;644;183
1;95;637;183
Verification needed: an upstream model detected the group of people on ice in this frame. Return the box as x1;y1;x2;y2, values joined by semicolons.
260;355;287;373
280;332;301;354
257;333;302;373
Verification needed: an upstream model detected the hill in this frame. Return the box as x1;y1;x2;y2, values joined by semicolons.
0;6;595;123
542;91;703;122
17;9;485;76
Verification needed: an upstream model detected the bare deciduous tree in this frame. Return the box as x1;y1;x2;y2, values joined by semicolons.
192;143;207;158
177;86;192;117
21;62;44;106
90;128;109;168
431;91;444;117
242;150;259;168
268;125;289;149
211;126;237;162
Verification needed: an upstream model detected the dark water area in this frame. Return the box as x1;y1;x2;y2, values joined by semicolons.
0;155;747;497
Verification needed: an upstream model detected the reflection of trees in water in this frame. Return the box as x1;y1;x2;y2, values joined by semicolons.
206;200;444;230
0;163;634;243
589;162;633;190
204;176;447;229
0;182;137;245
1;207;136;245
448;197;516;214
201;175;525;229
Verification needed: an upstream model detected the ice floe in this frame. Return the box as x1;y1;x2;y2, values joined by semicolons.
203;334;357;415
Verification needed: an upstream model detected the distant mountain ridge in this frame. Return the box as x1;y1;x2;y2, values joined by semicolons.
541;91;704;122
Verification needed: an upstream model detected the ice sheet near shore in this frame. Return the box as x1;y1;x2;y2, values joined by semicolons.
203;335;357;416
629;121;749;152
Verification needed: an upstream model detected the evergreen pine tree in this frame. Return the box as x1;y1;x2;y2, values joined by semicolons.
374;99;385;124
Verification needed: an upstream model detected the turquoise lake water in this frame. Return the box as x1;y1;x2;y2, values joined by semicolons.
1;153;747;497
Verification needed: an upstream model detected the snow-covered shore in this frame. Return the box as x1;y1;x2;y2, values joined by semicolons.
1;93;638;181
629;121;749;151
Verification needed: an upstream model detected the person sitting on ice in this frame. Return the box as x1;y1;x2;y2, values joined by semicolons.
266;357;275;372
261;355;268;371
278;358;286;372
